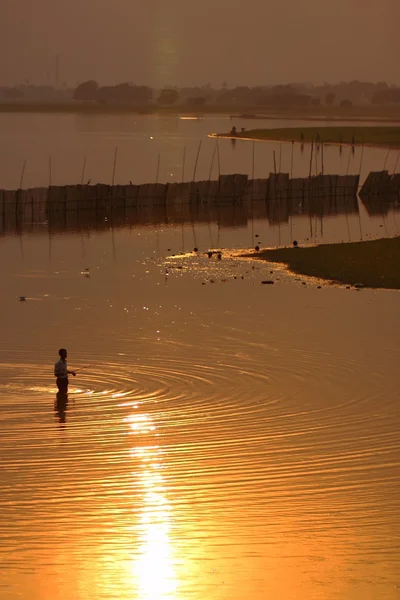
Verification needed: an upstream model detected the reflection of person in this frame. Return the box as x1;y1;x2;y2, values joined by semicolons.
55;391;68;425
54;348;76;393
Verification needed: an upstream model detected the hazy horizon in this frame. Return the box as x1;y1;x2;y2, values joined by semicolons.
1;0;399;88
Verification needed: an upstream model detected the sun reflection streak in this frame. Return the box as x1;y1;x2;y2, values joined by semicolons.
124;413;179;599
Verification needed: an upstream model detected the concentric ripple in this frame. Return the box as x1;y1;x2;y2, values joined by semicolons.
0;313;399;599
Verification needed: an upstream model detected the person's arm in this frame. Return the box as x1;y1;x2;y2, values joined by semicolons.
67;369;76;377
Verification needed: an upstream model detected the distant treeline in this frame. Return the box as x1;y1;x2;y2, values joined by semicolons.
1;80;400;108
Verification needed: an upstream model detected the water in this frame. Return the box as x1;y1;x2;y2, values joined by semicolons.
0;114;400;600
0;113;399;189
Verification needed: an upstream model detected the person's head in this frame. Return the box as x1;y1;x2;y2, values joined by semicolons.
59;348;67;360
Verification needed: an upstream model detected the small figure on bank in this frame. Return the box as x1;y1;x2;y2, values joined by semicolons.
54;348;76;393
230;125;237;136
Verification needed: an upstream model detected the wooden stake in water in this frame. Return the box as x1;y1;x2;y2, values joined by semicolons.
346;146;352;177
192;140;202;182
383;146;391;171
321;142;325;175
182;146;186;183
208;144;216;181
314;141;318;175
19;160;27;189
216;139;221;178
358;143;365;177
290;142;294;179
392;151;400;174
49;156;52;187
278;144;282;172
155;152;160;184
309;141;314;178
273;151;277;174
81;155;86;185
111;146;118;186
252;141;255;180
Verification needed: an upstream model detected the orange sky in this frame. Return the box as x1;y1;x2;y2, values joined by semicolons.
0;0;399;87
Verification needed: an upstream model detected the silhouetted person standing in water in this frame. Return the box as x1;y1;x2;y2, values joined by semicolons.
54;348;76;393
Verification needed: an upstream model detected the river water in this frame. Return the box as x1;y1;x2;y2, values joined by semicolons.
0;114;399;600
0;113;399;189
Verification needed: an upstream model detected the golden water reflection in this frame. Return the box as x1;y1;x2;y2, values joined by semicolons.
125;412;179;599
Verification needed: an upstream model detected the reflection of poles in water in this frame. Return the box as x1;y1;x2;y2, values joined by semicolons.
55;391;68;427
344;200;351;242
19;159;27;189
181;222;185;253
251;141;255;244
357;198;363;241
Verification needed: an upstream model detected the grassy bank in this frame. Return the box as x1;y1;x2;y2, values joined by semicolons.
1;102;400;122
243;236;400;289
215;126;400;147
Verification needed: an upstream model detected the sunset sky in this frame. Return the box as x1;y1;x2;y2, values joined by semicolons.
1;0;398;87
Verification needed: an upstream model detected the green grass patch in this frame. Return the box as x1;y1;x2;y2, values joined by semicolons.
243;236;400;289
217;126;400;147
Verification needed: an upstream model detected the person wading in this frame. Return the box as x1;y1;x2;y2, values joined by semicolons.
54;348;76;393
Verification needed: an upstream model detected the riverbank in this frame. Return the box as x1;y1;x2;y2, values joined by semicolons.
1;102;400;122
214;126;400;148
243;236;400;289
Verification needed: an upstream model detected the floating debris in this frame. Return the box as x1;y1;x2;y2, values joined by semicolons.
261;280;274;285
19;296;26;301
255;245;260;251
293;240;298;247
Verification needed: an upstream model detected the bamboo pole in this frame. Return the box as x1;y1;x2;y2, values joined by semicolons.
252;141;255;180
393;151;400;174
192;140;202;182
49;156;52;187
273;151;277;174
383;146;391;171
290;141;294;179
155;152;160;184
81;156;86;185
182;146;186;182
111;146;118;186
278;143;282;172
216;139;221;178
309;141;314;178
346;146;352;177
358;143;365;176
314;141;318;175
208;145;216;181
19;160;27;189
321;142;324;175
